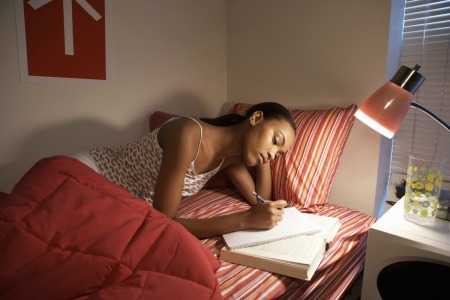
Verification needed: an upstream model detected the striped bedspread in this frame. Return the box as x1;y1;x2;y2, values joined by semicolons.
177;187;376;300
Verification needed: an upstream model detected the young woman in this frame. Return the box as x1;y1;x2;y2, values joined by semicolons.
76;102;296;239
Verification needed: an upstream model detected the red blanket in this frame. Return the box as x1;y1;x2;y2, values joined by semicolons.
0;156;222;299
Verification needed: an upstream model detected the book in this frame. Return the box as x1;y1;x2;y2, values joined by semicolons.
222;207;322;250
220;213;341;281
300;212;342;244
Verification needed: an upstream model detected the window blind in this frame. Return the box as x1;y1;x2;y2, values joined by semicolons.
390;0;450;183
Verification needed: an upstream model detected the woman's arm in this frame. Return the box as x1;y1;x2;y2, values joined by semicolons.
175;200;286;239
225;162;258;205
225;160;273;205
152;118;286;239
254;162;272;200
152;119;200;217
154;137;286;238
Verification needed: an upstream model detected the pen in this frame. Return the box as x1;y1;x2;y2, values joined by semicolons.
252;191;266;203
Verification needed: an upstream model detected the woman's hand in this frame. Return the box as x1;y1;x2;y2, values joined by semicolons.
243;200;287;229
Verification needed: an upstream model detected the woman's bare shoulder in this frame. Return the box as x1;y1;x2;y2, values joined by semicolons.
158;117;202;148
160;116;199;130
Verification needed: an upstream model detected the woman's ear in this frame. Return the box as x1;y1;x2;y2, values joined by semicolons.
249;111;264;126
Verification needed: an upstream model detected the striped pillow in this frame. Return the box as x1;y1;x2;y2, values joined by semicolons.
231;103;357;212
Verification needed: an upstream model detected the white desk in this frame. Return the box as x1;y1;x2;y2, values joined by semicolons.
361;198;450;300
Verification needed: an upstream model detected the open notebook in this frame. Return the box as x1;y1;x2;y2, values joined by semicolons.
222;207;322;250
220;210;342;280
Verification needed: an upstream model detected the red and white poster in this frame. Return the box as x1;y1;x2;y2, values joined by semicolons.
15;0;111;84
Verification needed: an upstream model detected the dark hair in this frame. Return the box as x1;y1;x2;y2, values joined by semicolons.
201;102;296;132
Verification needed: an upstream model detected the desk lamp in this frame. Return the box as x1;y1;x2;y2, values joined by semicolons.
354;64;450;221
354;64;450;138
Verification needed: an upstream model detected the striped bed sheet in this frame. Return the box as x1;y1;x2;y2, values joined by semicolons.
177;187;376;299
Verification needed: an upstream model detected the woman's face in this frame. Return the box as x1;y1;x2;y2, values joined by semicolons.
243;113;295;166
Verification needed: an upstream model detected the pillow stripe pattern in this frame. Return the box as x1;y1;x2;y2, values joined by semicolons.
278;105;357;211
231;103;357;212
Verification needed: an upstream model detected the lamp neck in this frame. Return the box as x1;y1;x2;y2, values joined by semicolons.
390;65;425;94
411;102;450;134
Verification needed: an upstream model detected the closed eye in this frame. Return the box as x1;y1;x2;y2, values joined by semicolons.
273;131;285;146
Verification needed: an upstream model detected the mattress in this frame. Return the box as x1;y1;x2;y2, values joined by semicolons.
177;187;376;299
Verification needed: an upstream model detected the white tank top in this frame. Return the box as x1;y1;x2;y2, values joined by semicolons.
90;117;224;204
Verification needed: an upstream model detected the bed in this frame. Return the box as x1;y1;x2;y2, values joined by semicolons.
0;103;376;299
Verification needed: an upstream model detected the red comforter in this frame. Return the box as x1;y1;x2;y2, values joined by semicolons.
0;156;222;299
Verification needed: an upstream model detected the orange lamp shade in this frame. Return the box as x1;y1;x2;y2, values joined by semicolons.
355;82;414;138
355;65;425;139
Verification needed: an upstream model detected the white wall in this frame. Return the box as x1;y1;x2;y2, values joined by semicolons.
227;0;392;216
0;0;227;192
